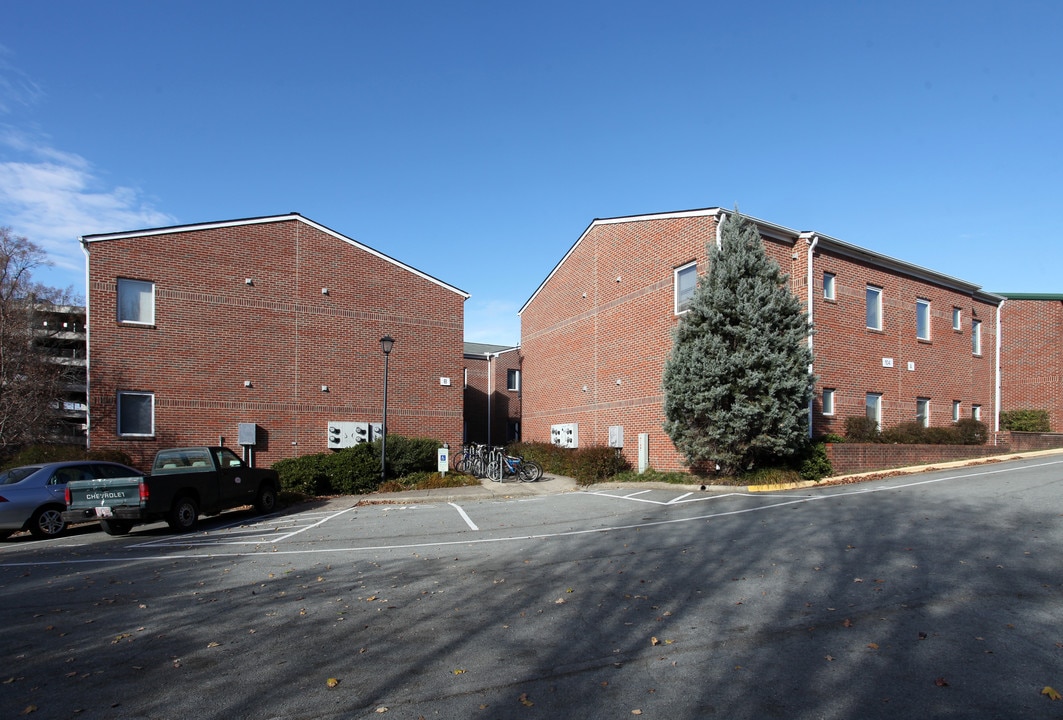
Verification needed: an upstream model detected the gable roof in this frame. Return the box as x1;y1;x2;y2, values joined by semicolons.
518;207;1003;314
81;212;470;299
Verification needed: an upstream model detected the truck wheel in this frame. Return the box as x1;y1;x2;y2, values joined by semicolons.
254;485;277;514
29;505;67;539
99;519;134;536
167;496;199;533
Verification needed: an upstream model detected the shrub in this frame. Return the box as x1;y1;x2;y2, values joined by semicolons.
323;444;380;494
384;436;441;477
272;453;331;496
797;441;833;481
844;416;880;442
507;441;630;485
1000;409;1050;433
954;418;988;445
880;422;929;445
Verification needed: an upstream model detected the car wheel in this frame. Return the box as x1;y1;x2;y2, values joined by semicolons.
167;496;199;533
254;485;277;514
29;505;66;539
99;519;134;536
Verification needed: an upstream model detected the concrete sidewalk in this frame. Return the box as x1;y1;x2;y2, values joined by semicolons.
358;446;1063;504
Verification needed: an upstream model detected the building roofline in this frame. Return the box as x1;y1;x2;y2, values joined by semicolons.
993;292;1063;300
81;213;470;299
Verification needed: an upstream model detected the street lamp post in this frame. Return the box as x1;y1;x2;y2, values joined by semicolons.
380;335;394;483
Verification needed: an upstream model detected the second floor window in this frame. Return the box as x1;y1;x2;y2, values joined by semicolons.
916;299;931;340
972;319;982;355
117;391;154;436
866;286;883;330
823;272;836;301
675;262;697;314
507;369;521;392
117;278;155;325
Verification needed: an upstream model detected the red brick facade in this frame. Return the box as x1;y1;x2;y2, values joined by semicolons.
519;209;1003;473
462;344;522;445
999;296;1063;430
84;214;468;469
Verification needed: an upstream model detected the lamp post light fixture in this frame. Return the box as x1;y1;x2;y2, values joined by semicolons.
380;335;395;483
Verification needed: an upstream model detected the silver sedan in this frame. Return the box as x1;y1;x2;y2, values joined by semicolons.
0;461;143;540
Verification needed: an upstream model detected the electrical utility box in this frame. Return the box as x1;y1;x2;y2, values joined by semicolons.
550;422;579;449
327;421;383;449
238;423;258;446
608;425;624;448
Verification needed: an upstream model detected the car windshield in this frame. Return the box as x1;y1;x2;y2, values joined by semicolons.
0;466;39;485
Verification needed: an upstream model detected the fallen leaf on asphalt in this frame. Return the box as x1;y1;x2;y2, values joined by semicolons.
519;693;534;707
555;598;566;604
453;669;466;675
206;641;220;648
825;655;834;662
918;632;928;640
375;707;387;713
632;710;643;715
935;677;949;687
843;618;853;628
326;678;339;688
20;706;36;715
867;643;879;650
651;637;660;646
1042;686;1062;701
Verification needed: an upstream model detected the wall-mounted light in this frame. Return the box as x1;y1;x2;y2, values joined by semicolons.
244;380;253;388
616;379;622;386
322;288;329;295
321;385;329;392
245;278;254;286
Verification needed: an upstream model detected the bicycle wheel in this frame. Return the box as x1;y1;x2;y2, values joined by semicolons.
520;460;543;482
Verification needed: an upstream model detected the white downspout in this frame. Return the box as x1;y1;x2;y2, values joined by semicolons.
806;235;819;438
995;299;1004;440
80;237;91;449
485;352;492;447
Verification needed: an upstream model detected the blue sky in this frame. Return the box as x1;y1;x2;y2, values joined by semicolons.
2;1;1060;346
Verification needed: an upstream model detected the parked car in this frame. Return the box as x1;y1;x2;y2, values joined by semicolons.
0;461;144;540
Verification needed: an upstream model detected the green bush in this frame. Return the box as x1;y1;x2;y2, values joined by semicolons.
323;444;380;495
1000;409;1051;432
880;421;930;444
844;416;880;442
954;418;988;445
384;436;441;477
272;453;331;496
797;441;833;481
506;441;630;485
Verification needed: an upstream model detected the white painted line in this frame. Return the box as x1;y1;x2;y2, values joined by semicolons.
668;492;694;504
449;502;479;531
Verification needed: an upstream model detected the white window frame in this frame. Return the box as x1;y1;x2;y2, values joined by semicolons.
916;397;930;427
507;369;521;392
972;404;982;421
866;392;882;430
866;286;883;330
823;272;836;301
674;262;697;315
822;388;835;416
952;307;962;331
952;400;961;423
916;299;931;341
117;391;155;437
463;367;468;389
116;278;155;325
972;319;982;355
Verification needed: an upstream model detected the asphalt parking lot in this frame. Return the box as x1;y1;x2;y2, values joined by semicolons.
1;454;1062;719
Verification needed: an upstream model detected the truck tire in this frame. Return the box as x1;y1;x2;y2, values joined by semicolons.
29;505;67;539
167;496;199;533
99;519;134;536
254;484;277;514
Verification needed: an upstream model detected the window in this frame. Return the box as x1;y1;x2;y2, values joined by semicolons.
952;307;962;331
822;388;835;415
972;319;982;355
866;393;882;429
117;391;154;436
506;369;521;392
866;286;883;330
463;368;468;389
972;404;982;421
674;262;697;314
823;272;836;301
117;278;155;325
916;299;931;340
952;400;961;423
916;398;930;427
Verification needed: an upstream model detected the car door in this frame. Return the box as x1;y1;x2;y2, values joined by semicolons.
213;449;255;506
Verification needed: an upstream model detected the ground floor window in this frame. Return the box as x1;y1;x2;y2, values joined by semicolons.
822;388;835;415
866;393;882;429
117;391;154;436
916;398;930;427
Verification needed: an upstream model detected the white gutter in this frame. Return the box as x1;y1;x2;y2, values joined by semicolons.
485;352;493;447
806;235;819;438
80;238;92;449
995;299;1003;438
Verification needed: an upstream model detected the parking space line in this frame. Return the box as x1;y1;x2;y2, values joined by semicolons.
449;502;479;530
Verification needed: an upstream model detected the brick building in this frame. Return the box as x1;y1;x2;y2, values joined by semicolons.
518;208;1002;473
82;213;468;468
998;294;1063;430
462;342;521;445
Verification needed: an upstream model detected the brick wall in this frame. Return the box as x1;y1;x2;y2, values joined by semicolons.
999;299;1063;431
1006;432;1063;452
824;442;1011;475
521;210;1002;474
86;216;466;469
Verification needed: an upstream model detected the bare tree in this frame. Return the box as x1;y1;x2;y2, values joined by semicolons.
0;227;76;449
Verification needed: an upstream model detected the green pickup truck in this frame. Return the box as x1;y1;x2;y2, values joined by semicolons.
63;446;279;536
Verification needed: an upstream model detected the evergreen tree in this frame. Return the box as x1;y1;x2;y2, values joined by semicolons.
663;212;814;474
